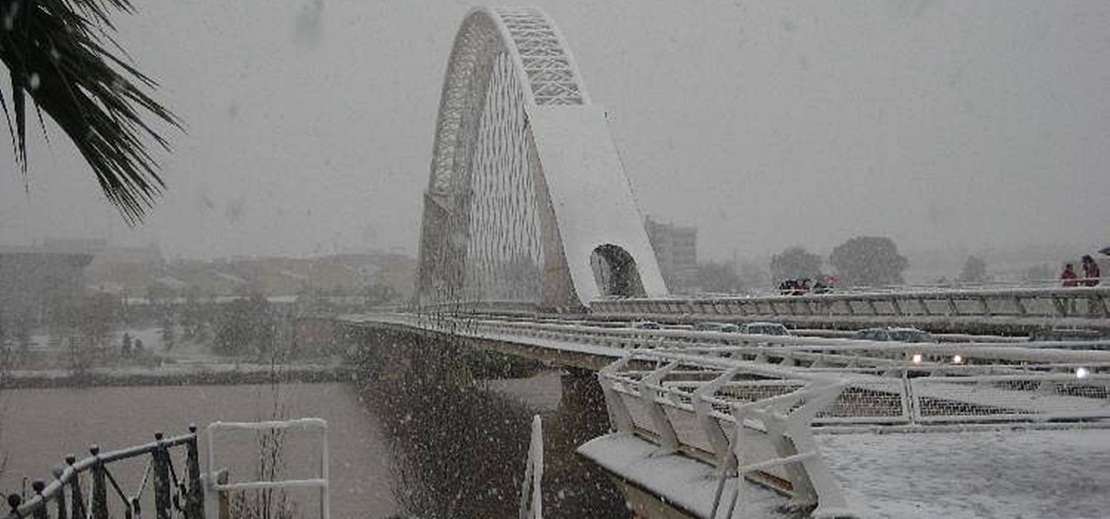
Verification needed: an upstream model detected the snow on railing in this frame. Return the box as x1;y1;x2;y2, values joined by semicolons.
356;312;1110;427
597;353;856;518
589;286;1110;331
205;418;330;519
403;285;1110;335
517;415;544;519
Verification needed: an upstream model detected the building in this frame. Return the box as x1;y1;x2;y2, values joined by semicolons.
0;246;94;334
643;217;697;293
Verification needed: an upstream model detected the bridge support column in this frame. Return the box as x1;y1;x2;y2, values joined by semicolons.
560;368;612;435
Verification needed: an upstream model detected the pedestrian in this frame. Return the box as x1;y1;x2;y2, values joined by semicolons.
1081;255;1101;286
1061;263;1079;287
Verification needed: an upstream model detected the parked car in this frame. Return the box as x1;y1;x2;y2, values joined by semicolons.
738;322;791;336
694;322;740;333
851;327;937;343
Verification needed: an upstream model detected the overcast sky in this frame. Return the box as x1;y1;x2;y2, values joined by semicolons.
1;0;1107;262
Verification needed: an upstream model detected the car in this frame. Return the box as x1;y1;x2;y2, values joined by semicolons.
738;322;791;336
630;321;663;330
851;327;937;343
694;322;740;333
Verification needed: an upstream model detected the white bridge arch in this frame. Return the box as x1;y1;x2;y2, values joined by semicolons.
416;6;666;309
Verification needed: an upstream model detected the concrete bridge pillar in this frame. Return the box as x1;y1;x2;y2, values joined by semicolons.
560;368;609;426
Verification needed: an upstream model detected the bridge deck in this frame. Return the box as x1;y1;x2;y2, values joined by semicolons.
582;426;1110;519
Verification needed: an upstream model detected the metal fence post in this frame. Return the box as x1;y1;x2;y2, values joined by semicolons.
31;481;47;519
68;455;87;519
6;495;21;519
153;432;172;519
185;425;206;519
91;446;109;519
50;468;67;519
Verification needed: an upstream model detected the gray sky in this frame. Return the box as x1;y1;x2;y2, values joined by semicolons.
1;0;1108;261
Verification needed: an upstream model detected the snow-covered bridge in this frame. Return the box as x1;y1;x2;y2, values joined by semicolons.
390;5;1110;517
341;312;1110;518
410;4;1108;334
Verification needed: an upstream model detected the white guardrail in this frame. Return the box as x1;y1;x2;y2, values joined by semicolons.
590;286;1110;325
599;353;855;518
205;419;330;519
413;286;1110;332
357;313;1110;426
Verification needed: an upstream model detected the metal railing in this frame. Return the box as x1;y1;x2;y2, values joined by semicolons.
204;419;330;519
590;286;1110;332
517;416;543;519
357;313;1110;427
358;311;1110;362
597;353;856;518
4;427;204;519
403;286;1110;333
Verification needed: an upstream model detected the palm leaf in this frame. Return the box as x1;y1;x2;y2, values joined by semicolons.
0;0;182;224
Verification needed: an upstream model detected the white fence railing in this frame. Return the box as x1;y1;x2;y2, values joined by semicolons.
405;286;1110;334
205;418;330;519
351;313;1110;427
597;354;856;518
589;286;1110;332
518;416;544;519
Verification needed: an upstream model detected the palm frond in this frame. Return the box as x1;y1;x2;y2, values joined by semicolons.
0;0;182;224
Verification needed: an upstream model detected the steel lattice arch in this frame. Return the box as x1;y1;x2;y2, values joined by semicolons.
416;6;666;310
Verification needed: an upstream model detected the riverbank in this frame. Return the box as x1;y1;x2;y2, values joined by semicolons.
0;361;354;389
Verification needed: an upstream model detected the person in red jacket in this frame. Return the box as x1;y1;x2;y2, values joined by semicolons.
1061;263;1079;287
1082;255;1101;286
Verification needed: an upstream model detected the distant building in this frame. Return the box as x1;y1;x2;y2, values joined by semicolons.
644;217;697;293
0;246;93;332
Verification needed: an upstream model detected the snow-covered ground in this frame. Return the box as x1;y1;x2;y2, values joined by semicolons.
582;426;1110;519
819;427;1110;519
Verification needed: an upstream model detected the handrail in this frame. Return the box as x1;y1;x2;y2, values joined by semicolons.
205;418;330;519
587;286;1110;334
361;312;1110;425
596;352;856;517
357;311;1110;370
4;427;204;519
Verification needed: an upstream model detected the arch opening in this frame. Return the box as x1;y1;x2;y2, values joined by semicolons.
590;244;646;298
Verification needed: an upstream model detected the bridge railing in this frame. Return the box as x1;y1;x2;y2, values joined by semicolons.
597;353;855;518
4;427;204;519
589;286;1110;331
363;313;1110;427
